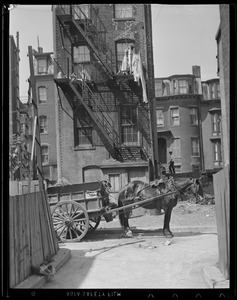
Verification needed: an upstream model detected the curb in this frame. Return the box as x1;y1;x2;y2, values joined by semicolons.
201;259;229;289
15;248;71;289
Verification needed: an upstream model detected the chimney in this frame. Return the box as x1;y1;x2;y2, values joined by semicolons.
192;65;201;78
192;66;202;94
38;47;43;53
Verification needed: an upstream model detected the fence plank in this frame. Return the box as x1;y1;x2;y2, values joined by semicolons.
9;191;59;287
9;197;15;288
37;192;50;262
31;193;43;267
24;194;31;278
213;166;230;279
42;191;59;255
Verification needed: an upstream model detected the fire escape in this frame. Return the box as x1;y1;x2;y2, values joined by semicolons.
54;5;151;162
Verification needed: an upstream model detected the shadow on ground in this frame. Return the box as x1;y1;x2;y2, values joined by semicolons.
83;227;217;242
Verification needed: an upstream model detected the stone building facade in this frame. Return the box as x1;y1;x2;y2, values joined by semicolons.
155;66;222;174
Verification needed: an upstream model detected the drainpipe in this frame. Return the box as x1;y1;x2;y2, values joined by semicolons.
52;5;62;183
198;95;205;172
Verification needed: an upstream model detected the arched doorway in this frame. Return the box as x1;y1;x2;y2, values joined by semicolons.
158;138;167;164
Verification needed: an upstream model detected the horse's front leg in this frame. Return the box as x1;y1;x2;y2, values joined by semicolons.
163;205;174;238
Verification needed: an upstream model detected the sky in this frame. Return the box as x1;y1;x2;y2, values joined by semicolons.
9;4;220;102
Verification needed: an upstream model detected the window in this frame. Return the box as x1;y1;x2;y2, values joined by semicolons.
121;106;138;145
114;4;133;18
217;83;220;98
212;112;221;135
38;59;47;74
74;109;93;148
77;127;93;146
73;46;90;63
38;87;47;104
41;145;49;164
170;107;180;126
172;138;181;157
210;84;215;99
189;107;198;125
191;137;200;156
39;116;48;134
156;109;164;127
73;4;90;19
109;174;120;192
213;140;222;164
178;80;187;94
116;41;134;72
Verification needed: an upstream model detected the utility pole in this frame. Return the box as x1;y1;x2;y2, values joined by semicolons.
144;4;159;179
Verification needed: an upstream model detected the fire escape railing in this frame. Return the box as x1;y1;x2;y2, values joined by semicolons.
57;5;116;78
55;4;149;160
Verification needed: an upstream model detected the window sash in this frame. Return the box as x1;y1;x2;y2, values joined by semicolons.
115;4;133;18
170;108;179;126
41;146;49;163
190;107;198;125
121;126;138;144
213;141;222;161
212;113;221;133
38;59;47;74
121;106;137;125
73;4;90;19
38;87;47;104
172;138;181;157
156;109;164;126
116;42;134;72
179;80;187;94
39;116;48;133
191;138;200;156
77;127;93;146
73;46;90;63
109;174;120;192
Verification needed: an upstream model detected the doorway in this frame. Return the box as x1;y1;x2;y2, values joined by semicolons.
158;138;167;164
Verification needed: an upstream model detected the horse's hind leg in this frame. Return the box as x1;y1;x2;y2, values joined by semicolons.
123;212;133;237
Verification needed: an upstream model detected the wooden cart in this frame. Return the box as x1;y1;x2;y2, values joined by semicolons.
47;181;114;242
47;181;176;243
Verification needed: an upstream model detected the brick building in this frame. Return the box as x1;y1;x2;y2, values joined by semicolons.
52;4;157;196
155;66;222;174
9;33;30;181
30;47;58;184
215;5;230;167
201;78;222;173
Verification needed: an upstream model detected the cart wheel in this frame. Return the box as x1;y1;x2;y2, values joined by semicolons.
89;216;101;231
52;200;89;242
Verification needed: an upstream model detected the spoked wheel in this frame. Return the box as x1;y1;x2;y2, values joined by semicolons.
89;216;101;231
52;200;89;242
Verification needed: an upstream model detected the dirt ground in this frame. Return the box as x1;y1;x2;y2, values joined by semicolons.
98;200;217;231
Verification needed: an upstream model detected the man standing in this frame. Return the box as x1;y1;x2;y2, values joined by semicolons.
169;159;175;174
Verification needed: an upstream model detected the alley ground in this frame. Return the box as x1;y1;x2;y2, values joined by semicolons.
41;200;229;290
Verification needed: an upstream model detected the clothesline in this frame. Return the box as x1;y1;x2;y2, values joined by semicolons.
119;46;148;103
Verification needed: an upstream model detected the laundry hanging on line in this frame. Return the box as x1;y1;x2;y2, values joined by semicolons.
119;46;148;103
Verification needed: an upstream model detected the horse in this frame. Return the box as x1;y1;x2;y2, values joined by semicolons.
117;177;194;238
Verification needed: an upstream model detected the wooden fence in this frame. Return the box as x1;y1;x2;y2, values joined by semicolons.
9;191;59;288
213;165;230;279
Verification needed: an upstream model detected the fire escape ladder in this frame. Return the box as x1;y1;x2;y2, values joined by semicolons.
56;5;116;81
138;104;151;146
